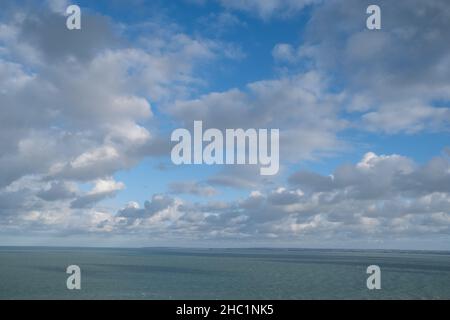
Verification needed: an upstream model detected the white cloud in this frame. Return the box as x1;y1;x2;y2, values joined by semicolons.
0;1;240;237
1;0;450;249
296;0;450;134
20;152;443;245
272;43;297;63
0;1;236;189
169;181;217;197
70;178;125;209
169;71;347;162
218;0;322;19
46;0;70;14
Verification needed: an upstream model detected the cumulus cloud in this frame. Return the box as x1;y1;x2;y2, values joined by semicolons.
294;0;450;133
289;152;450;199
37;181;77;201
3;151;449;247
197;12;247;36
0;1;239;236
272;43;298;63
46;0;69;14
1;0;450;248
71;178;125;209
116;194;182;229
169;181;217;197
169;71;347;163
102;152;450;243
0;0;237;189
218;0;322;19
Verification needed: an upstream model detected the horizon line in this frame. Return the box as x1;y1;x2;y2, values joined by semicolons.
1;245;449;253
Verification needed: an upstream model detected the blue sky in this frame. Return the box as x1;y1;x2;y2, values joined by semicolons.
0;0;450;249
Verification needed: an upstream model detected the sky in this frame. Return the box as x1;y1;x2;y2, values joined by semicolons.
0;0;450;249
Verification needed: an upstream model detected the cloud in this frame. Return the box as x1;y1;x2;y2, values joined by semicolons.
71;178;125;209
4;151;450;246
46;0;69;14
37;181;77;201
294;0;450;133
197;12;246;35
116;194;182;227
110;152;450;242
267;187;304;205
0;0;236;190
169;71;347;163
18;9;118;64
272;43;297;63
206;165;276;189
1;0;449;248
0;189;33;219
169;181;217;197
289;152;450;199
218;0;322;19
0;1;238;237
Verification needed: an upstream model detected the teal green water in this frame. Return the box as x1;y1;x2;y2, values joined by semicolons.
0;247;449;299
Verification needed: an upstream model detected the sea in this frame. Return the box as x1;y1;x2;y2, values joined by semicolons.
0;247;449;299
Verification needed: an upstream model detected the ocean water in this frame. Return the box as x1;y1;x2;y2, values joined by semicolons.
0;247;449;299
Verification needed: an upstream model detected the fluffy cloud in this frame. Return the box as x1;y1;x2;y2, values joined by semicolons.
1;0;450;248
206;165;271;189
169;181;217;197
218;0;322;19
14;152;445;245
37;181;77;201
0;0;236;188
288;0;450;133
289;152;450;199
71;178;125;209
0;1;238;233
1;151;448;249
155;152;449;241
169;71;347;163
272;43;298;63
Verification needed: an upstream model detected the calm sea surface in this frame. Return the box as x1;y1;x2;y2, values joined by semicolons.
0;247;449;299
